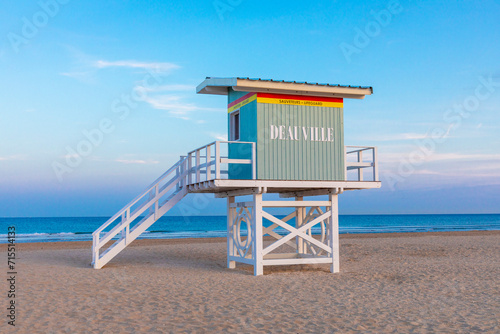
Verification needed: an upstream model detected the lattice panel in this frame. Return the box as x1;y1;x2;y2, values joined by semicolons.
261;207;332;257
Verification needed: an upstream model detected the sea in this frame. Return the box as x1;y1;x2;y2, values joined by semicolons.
1;214;499;243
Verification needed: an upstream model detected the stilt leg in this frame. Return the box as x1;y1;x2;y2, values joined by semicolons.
330;194;340;273
295;196;304;255
253;193;263;276
227;196;236;269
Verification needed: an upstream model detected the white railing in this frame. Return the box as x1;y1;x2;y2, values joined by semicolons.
92;141;257;268
345;146;378;182
184;141;256;184
92;157;189;268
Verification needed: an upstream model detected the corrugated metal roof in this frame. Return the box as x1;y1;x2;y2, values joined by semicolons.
197;77;373;99
232;77;372;91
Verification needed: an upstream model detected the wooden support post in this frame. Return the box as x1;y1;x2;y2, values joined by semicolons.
227;196;236;269
253;193;263;276
295;196;304;255
329;194;340;273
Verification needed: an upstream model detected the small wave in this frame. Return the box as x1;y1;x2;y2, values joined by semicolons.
1;223;498;243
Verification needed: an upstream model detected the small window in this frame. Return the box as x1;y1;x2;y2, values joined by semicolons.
230;110;240;141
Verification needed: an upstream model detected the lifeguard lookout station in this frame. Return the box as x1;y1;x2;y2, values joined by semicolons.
92;77;380;275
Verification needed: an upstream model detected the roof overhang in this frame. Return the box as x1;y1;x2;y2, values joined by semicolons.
196;77;373;99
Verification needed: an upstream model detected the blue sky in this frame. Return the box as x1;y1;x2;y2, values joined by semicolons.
1;0;499;217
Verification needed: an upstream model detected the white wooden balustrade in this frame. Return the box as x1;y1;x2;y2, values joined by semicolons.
345;146;378;182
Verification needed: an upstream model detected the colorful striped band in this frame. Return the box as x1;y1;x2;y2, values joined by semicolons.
228;93;343;113
227;93;257;113
257;93;343;108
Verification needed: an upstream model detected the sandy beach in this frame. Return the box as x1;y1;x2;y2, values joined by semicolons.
7;231;500;333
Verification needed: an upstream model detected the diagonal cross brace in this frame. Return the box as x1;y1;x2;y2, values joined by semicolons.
263;223;297;250
261;211;332;256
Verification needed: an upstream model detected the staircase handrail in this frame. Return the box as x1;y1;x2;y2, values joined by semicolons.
92;156;187;236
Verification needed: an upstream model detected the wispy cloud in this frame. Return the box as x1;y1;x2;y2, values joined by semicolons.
208;132;228;141
60;71;94;80
425;153;500;162
379;133;428;141
380;152;500;164
140;91;224;120
60;47;181;82
412;169;441;175
60;50;213;122
401;163;500;180
366;125;454;142
0;155;27;161
94;60;179;73
115;159;159;164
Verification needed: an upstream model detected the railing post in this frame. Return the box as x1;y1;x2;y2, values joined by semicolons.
179;157;185;188
125;208;131;244
196;149;201;183
183;158;188;187
206;145;211;180
187;153;193;185
373;147;378;181
121;212;126;240
125;208;131;242
344;146;347;181
92;233;99;267
175;165;180;191
252;142;256;180
215;141;221;179
358;150;363;182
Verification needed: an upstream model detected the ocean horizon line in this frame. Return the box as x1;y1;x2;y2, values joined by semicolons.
2;212;500;219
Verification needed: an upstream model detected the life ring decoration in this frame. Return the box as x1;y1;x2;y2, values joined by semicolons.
233;207;252;257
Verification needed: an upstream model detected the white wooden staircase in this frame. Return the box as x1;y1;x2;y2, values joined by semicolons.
91;141;256;269
91;157;189;269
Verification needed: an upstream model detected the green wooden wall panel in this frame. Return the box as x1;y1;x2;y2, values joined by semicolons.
256;103;344;181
